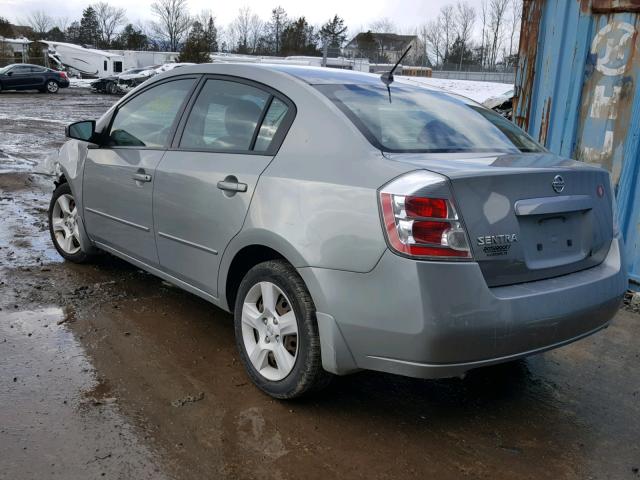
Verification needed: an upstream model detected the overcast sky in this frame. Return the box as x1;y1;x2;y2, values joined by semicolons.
2;0;486;37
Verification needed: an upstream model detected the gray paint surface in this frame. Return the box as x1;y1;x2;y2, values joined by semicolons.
52;63;627;379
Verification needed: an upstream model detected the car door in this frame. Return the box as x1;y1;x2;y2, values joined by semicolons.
83;76;198;266
28;66;47;89
4;65;32;89
153;76;295;297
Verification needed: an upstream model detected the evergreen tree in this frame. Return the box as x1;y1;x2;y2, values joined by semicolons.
266;6;288;55
178;21;210;63
0;16;14;38
280;17;319;56
320;15;347;50
204;16;218;53
115;24;149;50
46;27;66;42
356;31;378;61
79;7;101;48
445;36;473;67
65;21;81;44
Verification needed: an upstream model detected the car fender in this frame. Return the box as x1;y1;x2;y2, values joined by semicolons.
217;227;309;311
45;140;95;253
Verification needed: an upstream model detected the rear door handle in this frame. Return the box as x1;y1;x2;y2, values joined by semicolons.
217;180;248;193
132;173;152;183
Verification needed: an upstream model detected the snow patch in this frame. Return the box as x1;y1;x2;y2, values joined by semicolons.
396;76;514;104
70;79;95;88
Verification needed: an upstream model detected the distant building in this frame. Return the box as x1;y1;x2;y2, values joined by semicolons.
343;33;419;64
0;36;31;64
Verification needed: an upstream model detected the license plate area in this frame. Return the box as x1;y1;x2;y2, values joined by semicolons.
519;211;593;270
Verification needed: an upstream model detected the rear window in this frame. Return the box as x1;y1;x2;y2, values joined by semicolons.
316;84;544;154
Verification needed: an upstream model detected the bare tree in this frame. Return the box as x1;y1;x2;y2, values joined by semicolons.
229;6;263;53
27;11;53;37
56;16;71;32
507;0;523;66
479;0;489;68
422;19;444;68
150;0;191;52
488;0;509;68
455;1;476;70
93;2;126;47
369;18;395;33
439;5;455;65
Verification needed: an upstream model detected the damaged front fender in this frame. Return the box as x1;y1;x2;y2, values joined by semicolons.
44;139;96;254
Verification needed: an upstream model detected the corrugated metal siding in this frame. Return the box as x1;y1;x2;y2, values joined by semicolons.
514;0;640;286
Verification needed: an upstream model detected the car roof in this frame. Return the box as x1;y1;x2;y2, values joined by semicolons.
253;64;383;85
5;63;45;68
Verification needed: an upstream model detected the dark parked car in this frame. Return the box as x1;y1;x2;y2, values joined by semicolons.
90;75;120;94
0;63;70;93
91;67;159;95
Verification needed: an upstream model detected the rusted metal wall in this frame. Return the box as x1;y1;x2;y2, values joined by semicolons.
514;0;640;286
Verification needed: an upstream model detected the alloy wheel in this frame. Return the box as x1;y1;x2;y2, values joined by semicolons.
51;193;81;255
47;81;58;93
241;281;299;381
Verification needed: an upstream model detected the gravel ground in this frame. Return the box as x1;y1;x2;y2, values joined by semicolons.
0;88;639;480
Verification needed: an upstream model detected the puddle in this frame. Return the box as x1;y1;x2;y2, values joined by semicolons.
0;307;169;479
0;174;62;268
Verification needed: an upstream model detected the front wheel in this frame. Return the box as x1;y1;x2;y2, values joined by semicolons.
234;260;331;399
48;182;92;263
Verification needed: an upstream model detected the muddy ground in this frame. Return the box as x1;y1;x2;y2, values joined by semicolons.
1;88;639;480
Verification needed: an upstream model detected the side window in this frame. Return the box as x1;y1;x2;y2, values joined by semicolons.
108;78;195;148
13;66;30;74
180;79;269;152
254;98;290;152
30;67;46;73
104;60;107;71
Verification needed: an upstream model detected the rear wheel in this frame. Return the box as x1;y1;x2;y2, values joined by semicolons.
106;81;118;94
45;80;59;93
48;183;92;263
234;260;331;399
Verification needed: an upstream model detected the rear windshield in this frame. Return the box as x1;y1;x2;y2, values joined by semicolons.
316;84;544;154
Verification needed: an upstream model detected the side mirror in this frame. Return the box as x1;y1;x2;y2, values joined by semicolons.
6;71;12;76
66;120;96;142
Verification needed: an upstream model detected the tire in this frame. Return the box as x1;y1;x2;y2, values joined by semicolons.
234;260;332;399
48;182;93;263
45;80;59;94
106;82;117;95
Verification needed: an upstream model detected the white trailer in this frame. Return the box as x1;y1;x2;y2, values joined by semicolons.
105;50;180;71
41;41;124;78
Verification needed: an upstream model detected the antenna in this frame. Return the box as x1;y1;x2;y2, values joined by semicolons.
380;45;412;102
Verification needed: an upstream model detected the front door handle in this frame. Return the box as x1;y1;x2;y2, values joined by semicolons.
133;173;152;183
217;180;248;193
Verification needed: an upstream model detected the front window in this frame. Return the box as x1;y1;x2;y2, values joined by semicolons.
316;84;543;154
107;78;195;147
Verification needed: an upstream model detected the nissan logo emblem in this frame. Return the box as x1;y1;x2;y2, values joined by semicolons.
552;175;565;193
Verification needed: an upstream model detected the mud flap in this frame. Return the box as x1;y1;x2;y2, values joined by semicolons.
315;312;360;375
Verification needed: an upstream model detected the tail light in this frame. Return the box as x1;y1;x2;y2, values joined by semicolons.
379;171;472;260
59;71;68;79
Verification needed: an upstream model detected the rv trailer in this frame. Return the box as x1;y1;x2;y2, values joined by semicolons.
41;41;124;78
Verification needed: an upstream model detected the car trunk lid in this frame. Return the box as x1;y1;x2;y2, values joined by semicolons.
384;152;614;287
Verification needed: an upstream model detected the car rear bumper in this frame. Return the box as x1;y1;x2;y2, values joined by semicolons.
298;236;627;378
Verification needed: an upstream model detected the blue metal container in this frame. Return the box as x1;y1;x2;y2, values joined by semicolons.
514;0;640;285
